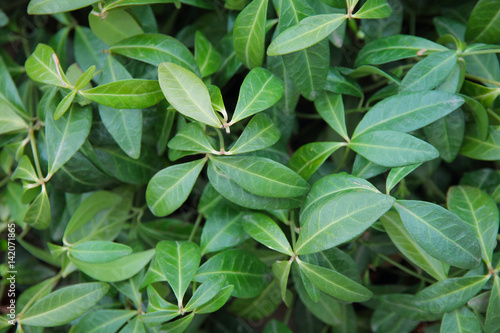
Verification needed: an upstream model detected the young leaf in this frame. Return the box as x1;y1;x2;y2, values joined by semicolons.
295;191;395;255
288;142;344;180
46;104;92;176
24;187;51;230
193;285;235;314
447;186;499;265
353;0;392;19
229;113;280;154
440;306;483;333
400;51;458;92
168;122;218;154
296;259;373;302
414;275;490;313
75;65;96;91
465;0;500;44
25;43;69;87
230;67;284;124
349;130;439;168
207;85;227;120
68;241;133;263
386;163;421;193
353;91;464;138
267;14;346;56
158;62;222;128
18;282;109;327
395;200;482;269
485;275;500;333
233;0;268;69
80;79;163;109
209;155;309;198
194;249;270;298
314;91;349;141
243;212;293;256
355;35;448;67
184;276;226;312
54;90;76;120
88;9;143;46
195;31;223;77
146;158;207;217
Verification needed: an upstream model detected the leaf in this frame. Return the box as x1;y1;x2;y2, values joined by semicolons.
54;90;76;120
24;187;51;230
440;306;483;333
28;0;98;14
380;211;449;281
184;276;226;312
110;33;199;75
461;94;489;140
168;123;218;154
142;285;179;326
158;62;221;128
295;190;395;255
0;55;27;119
0;104;27;135
355;34;448;67
209;155;309;198
325;67;363;98
12;155;38;182
73;310;136;333
465;0;500;44
461;126;500;160
160;313;194;333
243;212;293;255
447;185;499;265
338;65;401;85
75;65;96;91
264;320;293;333
314;91;349;141
233;0;268;68
394;200;482;269
424;109;465;163
349;130;439;168
297;260;372;302
230;67;284;124
229;113;280;154
207;85;227;120
200;203;248;255
194;249;270;298
386;163;421;193
379;294;442;321
272;260;292;306
414;275;490;313
353;0;392;19
486;275;500;333
267;14;346;56
68;241;132;263
88;9;143;46
156;241;201;305
195;31;223;77
146;158;206;217
353;91;464;138
25;43;69;87
288;142;344;180
371;303;419;333
80;79;163;109
194;285;234;314
46;104;92;176
117;316;146;333
74;26;108;79
400;51;458;92
19;282;109;327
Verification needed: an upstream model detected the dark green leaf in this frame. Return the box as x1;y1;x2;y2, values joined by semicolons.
485;275;500;333
424;109;465;163
229;113;280;154
88;9;143;46
184;276;226;311
465;0;500;44
168;122;218;154
386;163;421;193
25;43;69;87
243;212;293;255
314;91;349;141
288;142;344;180
195;31;223;77
68;241;132;263
353;0;392;19
440;306;483;333
28;0;98;14
73;309;136;333
24;187;51;230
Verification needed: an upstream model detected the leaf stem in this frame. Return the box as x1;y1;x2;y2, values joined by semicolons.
28;128;44;181
214;128;225;152
463;49;500;56
376;252;434;284
188;214;203;242
464;73;500;87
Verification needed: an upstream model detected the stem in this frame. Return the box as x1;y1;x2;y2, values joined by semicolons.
463;49;500;56
188;214;203;242
28;128;44;181
465;74;500;87
214;128;225;151
376;253;434;284
289;210;297;249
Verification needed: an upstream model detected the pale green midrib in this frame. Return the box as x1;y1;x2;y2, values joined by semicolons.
176;242;183;301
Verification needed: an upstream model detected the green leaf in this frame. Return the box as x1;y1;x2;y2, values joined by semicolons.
296;259;372;302
440;306;483;333
379;294;442;321
194;249;270;298
88;9;143;46
272;260;292;306
355;35;448;67
116;316;145;333
156;241;201;304
75;65;96;91
461;94;489;140
195;31;223;77
46;104;92;176
207;85;227;120
73;309;136;333
243;212;293;255
184;276;226;312
314;91;349;141
24;187;51;230
414;275;490;313
54;90;76;120
0;55;27;119
74;26;108;79
233;0;268;68
80;79;163;109
353;0;392;19
386;163;421;193
353;91;464;138
447;186;499;265
400;51;458;92
143;285;179;326
209;155;309;198
160;313;194;333
194;285;234;314
267;14;346;56
229;113;280;154
288;142;344;180
12;155;38;182
486;275;500;333
264;320;293;333
200;203;248;255
465;0;500;44
424;109;465;163
0;104;28;135
295;190;395;254
380;211;449;281
110;33;199;75
28;0;98;14
338;65;401;85
461;126;500;160
325;67;363;98
168;123;218;154
371;303;419;333
19;282;109;327
158;62;222;128
350;130;439;168
68;241;132;263
394;200;482;269
146;158;206;217
25;43;69;87
230;67;284;124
